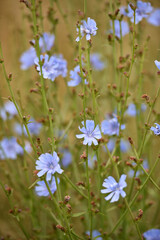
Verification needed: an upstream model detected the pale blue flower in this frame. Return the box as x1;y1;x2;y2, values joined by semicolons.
88;154;97;169
101;115;125;136
150;123;160;136
35;177;58;197
110;20;129;38
20;47;36;70
101;175;127;203
121;1;153;24
36;152;63;180
147;9;160;26
61;149;72;168
0;137;23;159
86;230;102;240
143;229;160;240
154;60;160;70
0;101;18;120
76;120;101;146
128;159;149;178
106;138;130;153
90;53;105;70
76;17;98;42
20;32;55;70
125;103;147;116
67;65;87;87
14;118;42;136
39;32;55;53
34;54;67;82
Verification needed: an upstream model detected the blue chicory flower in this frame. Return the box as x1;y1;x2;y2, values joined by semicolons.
106;138;130;153
128;160;149;178
14;118;42;136
125;103;147;116
121;1;153;24
61;149;72;168
67;65;87;87
110;20;129;38
143;229;160;240
90;53;105;71
0;137;23;159
76;120;101;146
0;101;18;120
34;54;67;82
20;32;55;70
150;123;160;136
147;9;160;27
101;175;127;203
76;17;98;42
101;115;125;136
86;230;102;240
154;60;160;70
36;152;63;181
88;154;97;169
35;177;58;197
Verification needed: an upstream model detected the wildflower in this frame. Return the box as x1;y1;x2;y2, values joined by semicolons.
147;9;160;26
101;115;125;136
76;120;101;146
110;20;129;38
150;123;160;136
14;118;42;136
105;138;130;153
39;32;55;53
76;17;98;42
88;154;97;169
0;137;23;159
86;230;102;240
61;149;72;168
154;60;160;70
20;47;37;70
35;177;58;197
36;152;63;181
0;101;18;120
121;1;153;24
34;54;67;82
125;103;147;116
143;229;160;240
101;175;127;203
67;65;87;87
128;160;149;178
90;53;105;70
20;32;55;70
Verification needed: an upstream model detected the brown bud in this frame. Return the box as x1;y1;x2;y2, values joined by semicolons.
56;225;66;232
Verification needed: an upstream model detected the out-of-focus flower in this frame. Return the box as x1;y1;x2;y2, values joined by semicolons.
39;32;55;53
143;229;160;240
20;32;55;70
34;54;67;82
147;9;160;26
67;65;87;87
105;138;130;153
88;154;97;169
76;17;98;42
14;118;42;136
36;152;63;181
86;230;102;240
101;175;127;203
90;53;105;70
121;1;153;24
76;120;101;146
128;160;149;178
0;137;23;159
20;47;37;70
150;123;160;136
61;149;72;168
35;177;58;197
101;115;125;136
154;60;160;70
110;20;129;38
0;101;18;120
125;103;147;116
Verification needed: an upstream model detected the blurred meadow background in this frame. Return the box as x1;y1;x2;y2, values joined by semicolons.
0;0;160;239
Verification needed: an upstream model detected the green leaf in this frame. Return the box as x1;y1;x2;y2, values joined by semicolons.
71;211;86;218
